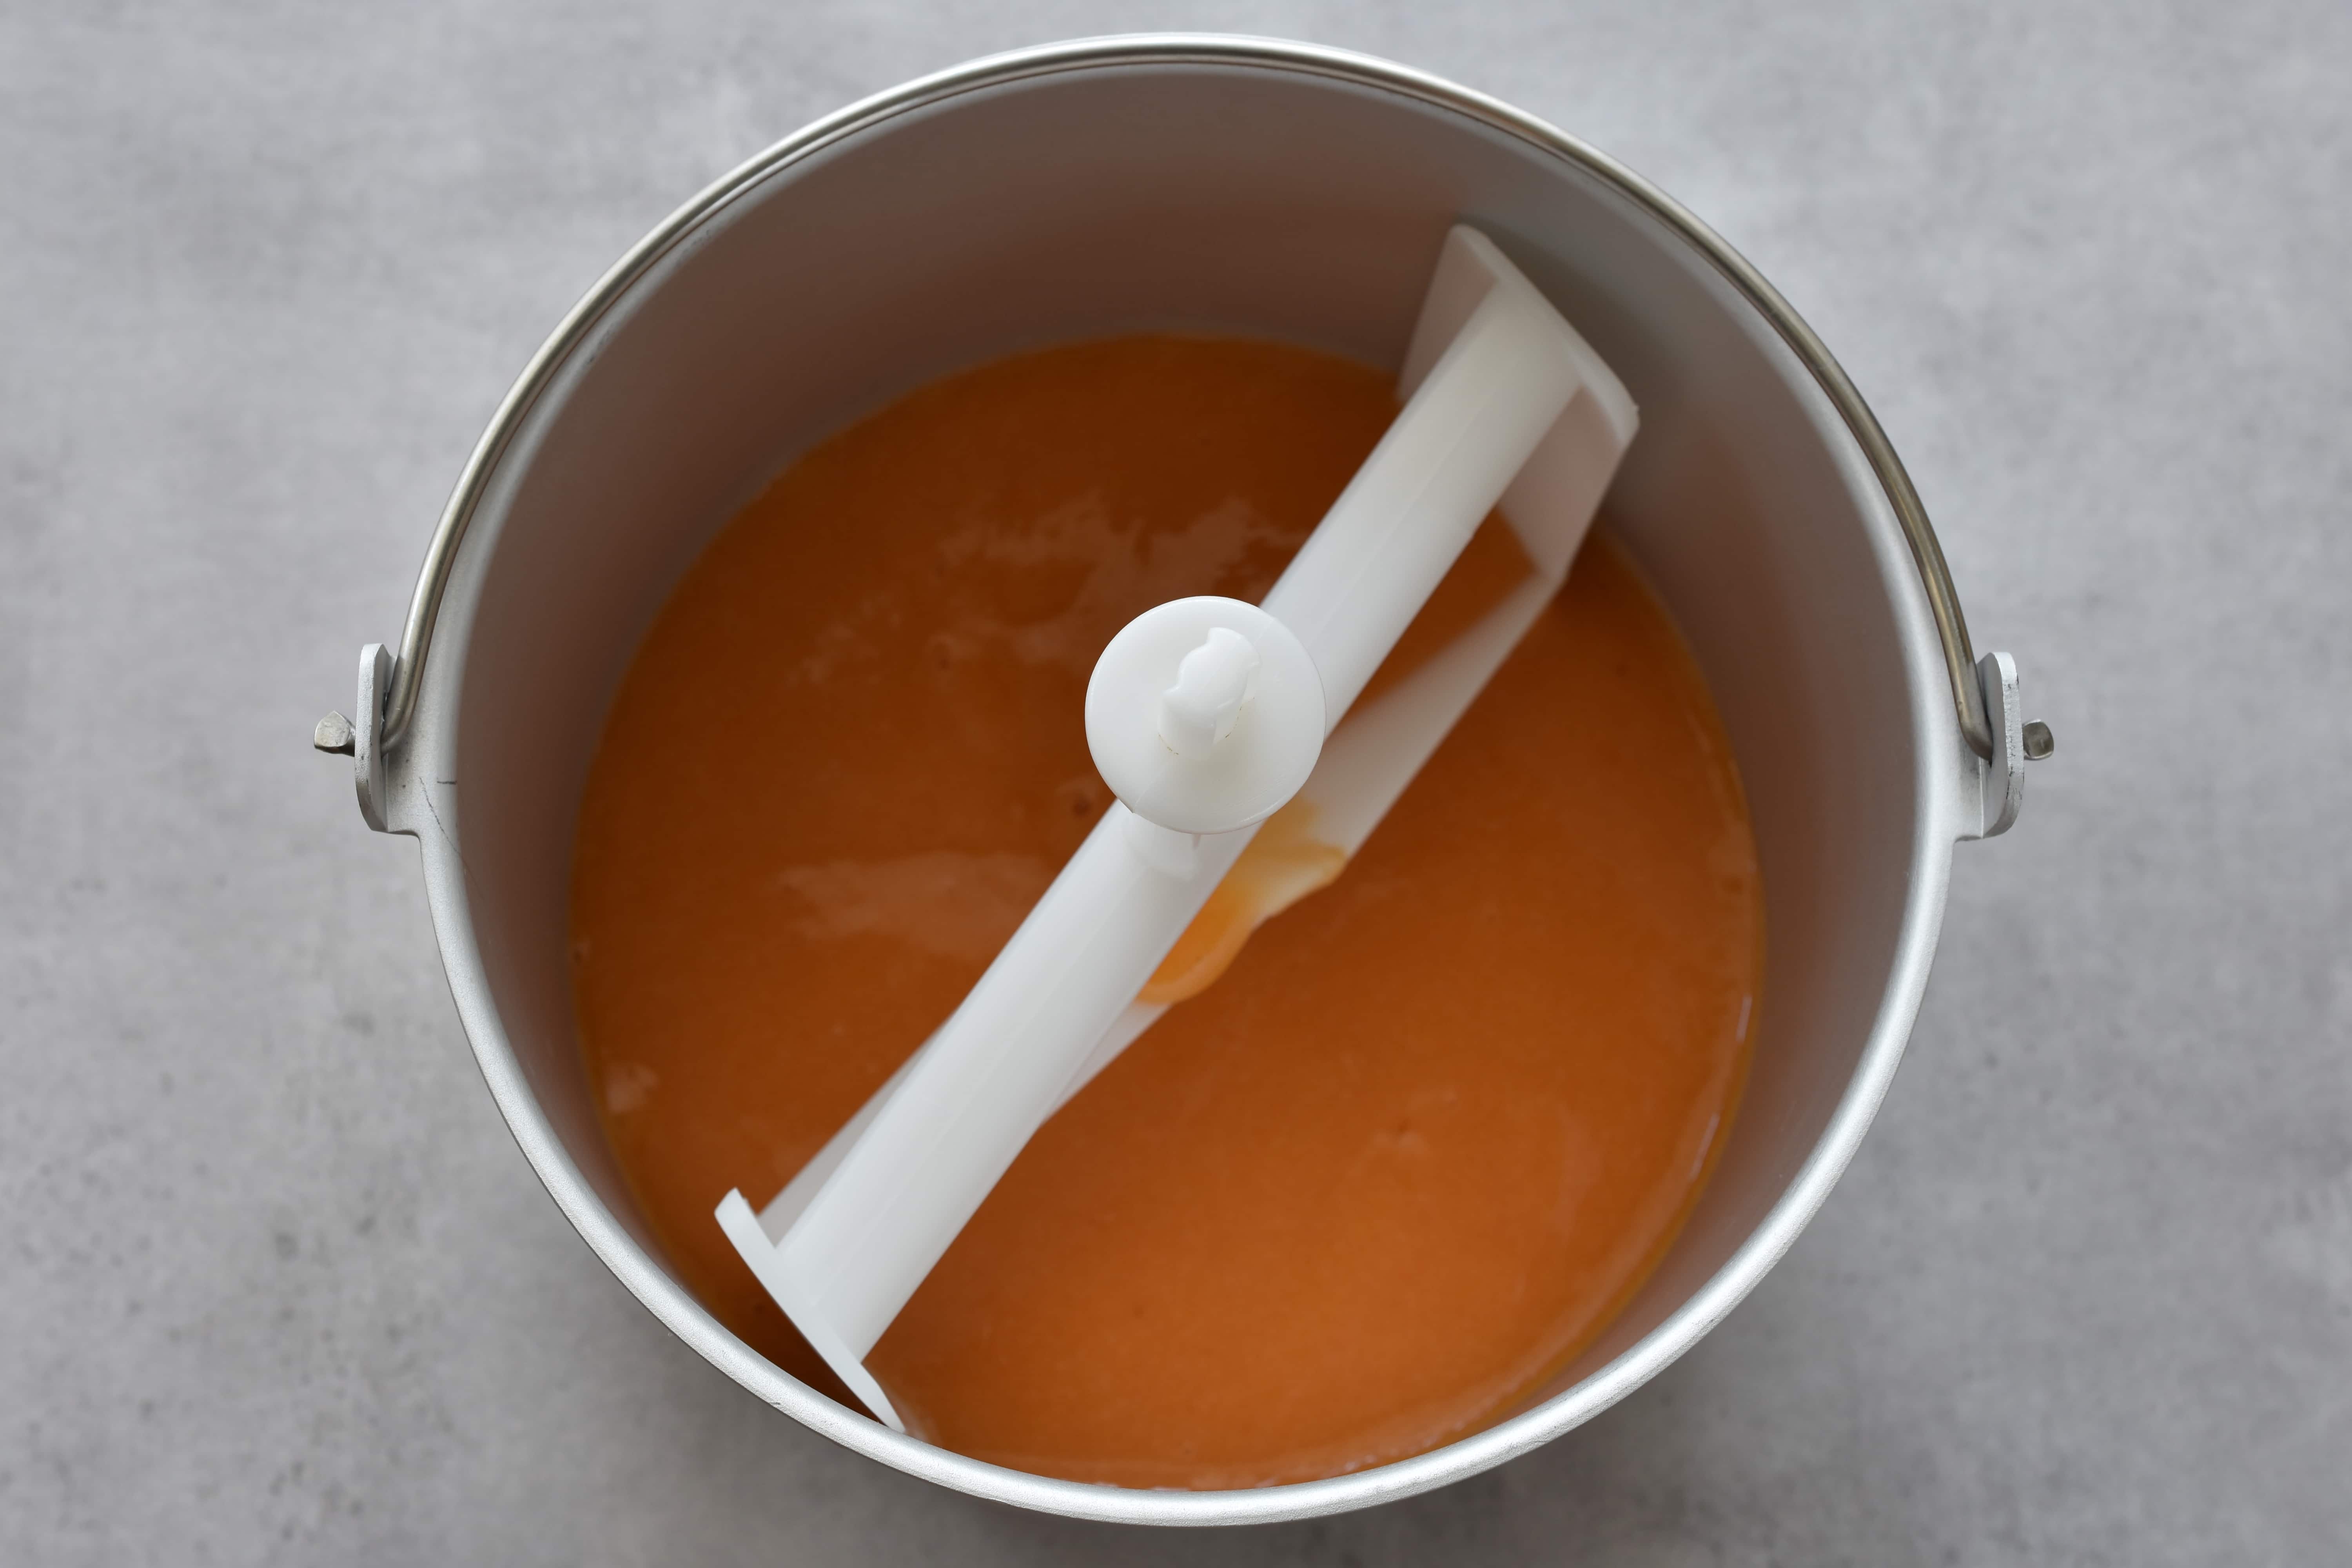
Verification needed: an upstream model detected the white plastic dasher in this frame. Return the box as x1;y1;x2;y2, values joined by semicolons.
716;225;1638;1429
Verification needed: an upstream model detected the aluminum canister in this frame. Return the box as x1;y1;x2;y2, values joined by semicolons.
323;34;2043;1525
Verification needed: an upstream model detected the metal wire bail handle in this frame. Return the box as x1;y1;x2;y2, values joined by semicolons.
306;37;2052;824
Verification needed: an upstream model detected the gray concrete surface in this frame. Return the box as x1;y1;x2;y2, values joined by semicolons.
4;2;2347;1562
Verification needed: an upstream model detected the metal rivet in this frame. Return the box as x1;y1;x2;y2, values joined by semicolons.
314;711;356;755
2022;720;2054;761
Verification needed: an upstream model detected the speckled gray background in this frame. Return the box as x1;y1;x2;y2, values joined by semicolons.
4;2;2347;1563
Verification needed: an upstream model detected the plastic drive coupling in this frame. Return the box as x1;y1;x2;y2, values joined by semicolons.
1084;596;1326;838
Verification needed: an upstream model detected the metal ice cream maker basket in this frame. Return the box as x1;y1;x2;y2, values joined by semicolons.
317;35;2047;1525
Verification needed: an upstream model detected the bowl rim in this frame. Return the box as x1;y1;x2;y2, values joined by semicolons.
396;32;1966;1526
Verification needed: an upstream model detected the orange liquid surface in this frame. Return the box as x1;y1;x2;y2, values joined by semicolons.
571;336;1762;1488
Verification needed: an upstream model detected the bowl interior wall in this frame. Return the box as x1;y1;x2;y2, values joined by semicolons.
431;62;1927;1438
